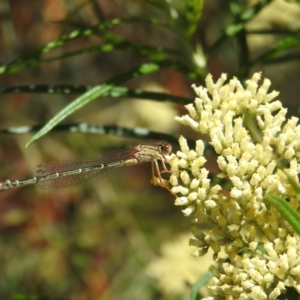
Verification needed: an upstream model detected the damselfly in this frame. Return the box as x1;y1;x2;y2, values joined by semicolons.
0;141;172;191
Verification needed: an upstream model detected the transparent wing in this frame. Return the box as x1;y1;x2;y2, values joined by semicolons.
33;148;137;190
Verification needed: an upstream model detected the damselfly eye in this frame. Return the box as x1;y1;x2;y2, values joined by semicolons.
158;142;172;155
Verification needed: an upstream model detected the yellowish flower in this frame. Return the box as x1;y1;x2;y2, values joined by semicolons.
147;233;212;297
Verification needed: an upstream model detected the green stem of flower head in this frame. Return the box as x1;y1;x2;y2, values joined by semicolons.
243;112;263;143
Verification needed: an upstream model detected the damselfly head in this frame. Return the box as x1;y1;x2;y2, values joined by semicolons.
156;141;172;155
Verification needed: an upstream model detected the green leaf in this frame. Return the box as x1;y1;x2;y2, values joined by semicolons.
0;17;166;75
256;35;300;63
225;23;244;36
138;63;160;74
26;84;114;147
25;59;193;147
190;271;213;300
264;194;300;235
186;0;204;36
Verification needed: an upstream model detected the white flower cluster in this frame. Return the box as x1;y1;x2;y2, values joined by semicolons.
169;73;300;298
208;235;300;299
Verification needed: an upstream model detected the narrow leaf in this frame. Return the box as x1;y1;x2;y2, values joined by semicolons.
26;84;113;147
190;271;213;300
264;194;300;235
25;59;194;147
